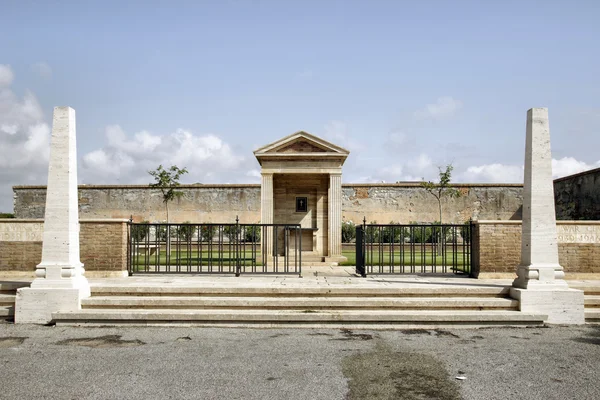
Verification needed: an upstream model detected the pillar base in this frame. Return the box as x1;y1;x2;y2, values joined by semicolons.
509;287;585;325
513;263;567;290
15;287;89;324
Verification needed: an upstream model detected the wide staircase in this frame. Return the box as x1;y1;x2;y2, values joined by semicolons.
3;279;598;327
50;283;547;327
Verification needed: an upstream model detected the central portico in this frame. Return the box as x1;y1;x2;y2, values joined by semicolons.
254;131;349;263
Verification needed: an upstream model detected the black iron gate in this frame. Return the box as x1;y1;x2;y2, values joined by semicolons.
356;220;473;277
128;218;302;276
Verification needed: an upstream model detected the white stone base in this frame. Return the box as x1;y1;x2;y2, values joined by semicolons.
15;287;87;324
324;256;348;263
510;287;585;325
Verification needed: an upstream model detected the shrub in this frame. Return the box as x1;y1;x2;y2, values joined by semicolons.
130;221;150;242
0;213;15;218
223;225;242;241
155;224;172;241
364;221;379;243
408;222;433;243
341;220;356;243
176;222;196;241
199;225;217;242
244;225;261;242
380;221;407;243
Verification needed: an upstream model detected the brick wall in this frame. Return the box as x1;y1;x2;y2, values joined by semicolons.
0;241;43;272
80;220;128;273
0;219;128;275
473;221;600;277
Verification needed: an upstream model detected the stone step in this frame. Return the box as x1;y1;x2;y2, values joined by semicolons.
584;295;600;307
0;294;16;306
90;285;511;298
82;296;518;310
584;310;600;322
0;281;30;292
52;309;546;328
0;306;14;317
569;284;600;295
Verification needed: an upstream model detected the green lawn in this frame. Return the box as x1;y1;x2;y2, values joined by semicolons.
131;248;470;273
339;249;469;267
131;250;262;267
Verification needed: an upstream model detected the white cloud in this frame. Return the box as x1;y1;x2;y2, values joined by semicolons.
0;72;51;211
459;164;524;183
31;62;52;79
367;152;437;183
0;65;14;87
458;158;600;183
80;125;250;185
414;96;463;120
552;157;600;178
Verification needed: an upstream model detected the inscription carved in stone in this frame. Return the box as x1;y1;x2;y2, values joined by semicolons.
0;223;43;241
557;225;600;244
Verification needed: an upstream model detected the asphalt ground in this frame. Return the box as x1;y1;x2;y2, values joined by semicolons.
0;323;599;400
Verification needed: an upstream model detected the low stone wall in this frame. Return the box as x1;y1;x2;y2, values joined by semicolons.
472;221;600;278
0;219;128;277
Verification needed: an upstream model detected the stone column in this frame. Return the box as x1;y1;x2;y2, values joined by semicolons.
327;173;343;259
16;107;91;324
261;173;274;257
509;108;584;324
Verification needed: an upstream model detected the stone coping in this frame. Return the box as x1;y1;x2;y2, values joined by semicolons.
475;220;600;225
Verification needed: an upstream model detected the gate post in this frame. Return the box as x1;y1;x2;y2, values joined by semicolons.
235;216;241;277
127;215;133;276
356;224;366;277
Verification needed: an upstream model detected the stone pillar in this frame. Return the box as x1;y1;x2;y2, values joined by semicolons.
261;173;274;257
16;107;91;324
327;173;344;261
510;108;584;324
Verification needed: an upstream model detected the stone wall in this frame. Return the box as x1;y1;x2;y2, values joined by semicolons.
342;183;523;224
0;219;128;276
472;221;600;278
13;183;524;224
554;167;600;220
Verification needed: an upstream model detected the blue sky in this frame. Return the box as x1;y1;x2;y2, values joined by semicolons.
1;0;599;211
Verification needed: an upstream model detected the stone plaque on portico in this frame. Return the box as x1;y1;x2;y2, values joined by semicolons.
254;131;349;263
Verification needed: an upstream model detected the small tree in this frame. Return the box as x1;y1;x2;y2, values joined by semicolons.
420;164;460;225
148;165;189;223
149;165;188;253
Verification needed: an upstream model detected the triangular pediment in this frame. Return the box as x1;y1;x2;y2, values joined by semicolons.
254;131;350;156
271;139;328;154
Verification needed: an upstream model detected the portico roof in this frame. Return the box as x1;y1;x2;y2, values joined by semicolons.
253;131;349;166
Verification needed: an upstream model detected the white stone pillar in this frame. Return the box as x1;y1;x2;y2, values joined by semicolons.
327;173;343;259
510;108;584;324
261;173;274;257
16;107;90;324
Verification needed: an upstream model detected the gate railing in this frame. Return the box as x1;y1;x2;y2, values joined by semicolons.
355;220;473;276
128;218;302;276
